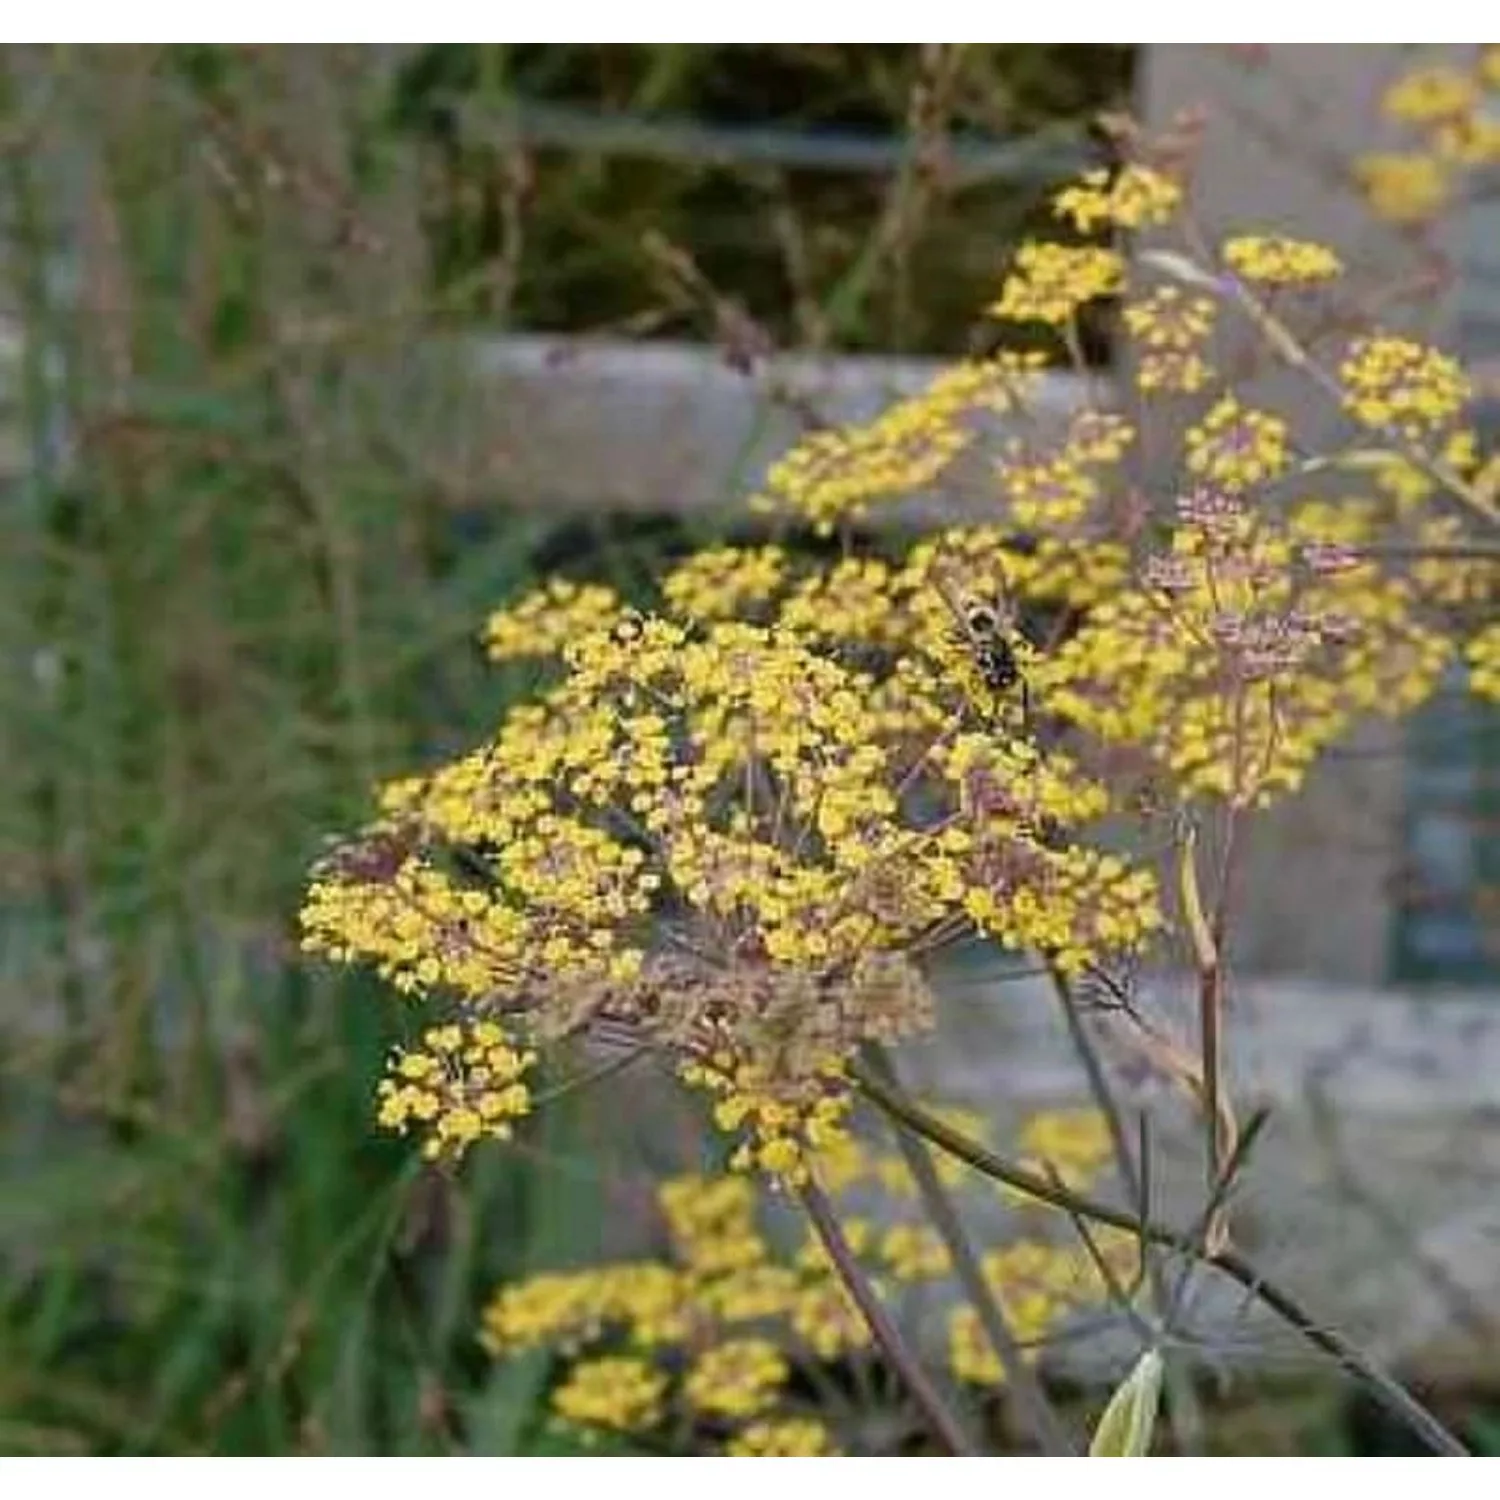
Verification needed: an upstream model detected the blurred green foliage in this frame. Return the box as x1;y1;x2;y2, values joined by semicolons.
394;44;1132;353
0;43;1133;1455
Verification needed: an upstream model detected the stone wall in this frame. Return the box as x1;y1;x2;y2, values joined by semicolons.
902;963;1500;1367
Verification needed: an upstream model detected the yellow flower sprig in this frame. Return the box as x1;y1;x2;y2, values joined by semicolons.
482;1120;1120;1453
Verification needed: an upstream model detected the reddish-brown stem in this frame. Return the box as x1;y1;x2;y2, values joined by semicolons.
862;1043;1074;1454
796;1174;976;1456
1195;675;1252;1201
1198;956;1224;1195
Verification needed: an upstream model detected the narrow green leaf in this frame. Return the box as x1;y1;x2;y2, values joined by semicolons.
1177;826;1217;973
1137;249;1220;290
1088;1349;1164;1457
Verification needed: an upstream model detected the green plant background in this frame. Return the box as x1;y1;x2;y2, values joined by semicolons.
2;44;1476;1455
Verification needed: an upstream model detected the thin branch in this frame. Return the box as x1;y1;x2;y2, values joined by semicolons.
850;1063;1468;1457
527;1043;649;1109
1136;1112;1154;1266
1037;1159;1154;1343
862;1044;1074;1455
1188;1107;1271;1263
1164;1107;1273;1333
1197;224;1499;530
1044;961;1185;1343
796;1174;976;1456
1044;963;1142;1211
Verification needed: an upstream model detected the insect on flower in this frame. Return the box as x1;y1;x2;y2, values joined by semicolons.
931;558;1030;716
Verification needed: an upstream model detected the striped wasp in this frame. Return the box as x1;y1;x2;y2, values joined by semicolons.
930;555;1031;721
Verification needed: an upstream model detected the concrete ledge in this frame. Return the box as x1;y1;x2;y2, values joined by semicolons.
444;333;1094;517
900;966;1500;1366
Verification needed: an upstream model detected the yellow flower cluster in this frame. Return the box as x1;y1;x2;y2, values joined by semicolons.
307;523;1167;1168
998;412;1136;530
482;1112;1119;1453
879;1223;952;1280
1361;51;1500;222
1355;153;1451;224
1339;334;1471;439
485;577;623;662
663;545;787;622
481;1168;836;1449
778;557;904;648
659;1173;768;1275
962;846;1162;978
991;243;1124;326
1020;534;1133;610
1469;623;1500;702
727;1418;838;1456
1222;234;1342;286
685;1338;789;1418
1383;64;1480;124
552;1356;667;1433
302;845;535;998
1053;164;1183;232
684;1055;856;1185
376;1021;535;1161
753;401;967;536
1429;111;1500;166
997;453;1092;531
1123;287;1216;394
751;356;1039;535
1046;492;1453;802
482;1261;691;1353
787;1266;874;1361
1184;396;1289;491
